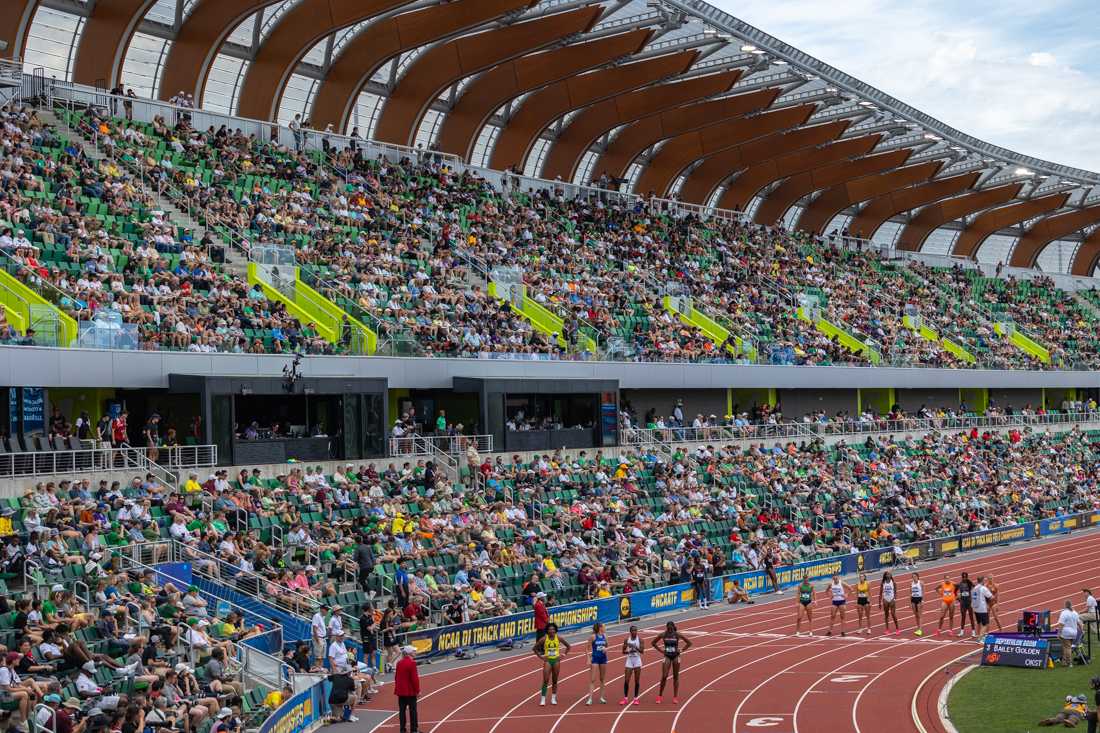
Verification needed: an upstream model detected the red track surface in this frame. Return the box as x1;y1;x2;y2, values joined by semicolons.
363;531;1100;733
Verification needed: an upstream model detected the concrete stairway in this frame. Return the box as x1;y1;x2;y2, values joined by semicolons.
39;107;248;279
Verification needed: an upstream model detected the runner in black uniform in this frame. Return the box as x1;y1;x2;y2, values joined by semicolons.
691;559;710;609
957;572;975;638
651;621;692;704
763;544;781;594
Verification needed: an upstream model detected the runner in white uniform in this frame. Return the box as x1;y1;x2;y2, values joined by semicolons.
910;572;925;637
879;571;900;634
619;626;643;706
827;574;851;637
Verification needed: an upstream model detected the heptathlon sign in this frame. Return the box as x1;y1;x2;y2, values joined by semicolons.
981;635;1051;669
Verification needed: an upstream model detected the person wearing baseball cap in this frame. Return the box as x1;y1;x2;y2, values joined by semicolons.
394;646;420;733
311;603;329;665
328;628;351;674
534;592;550;644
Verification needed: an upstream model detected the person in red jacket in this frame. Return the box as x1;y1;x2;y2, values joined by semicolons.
394;646;420;733
534;592;550;643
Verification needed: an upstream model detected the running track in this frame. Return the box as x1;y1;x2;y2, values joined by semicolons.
361;530;1100;733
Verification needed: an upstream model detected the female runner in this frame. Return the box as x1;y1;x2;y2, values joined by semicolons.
586;622;608;705
763;543;782;594
855;572;871;634
935;575;957;635
957;572;975;637
880;571;900;634
827;574;851;637
911;571;925;636
620;625;643;706
795;576;814;636
651;621;692;704
986;575;1003;630
534;622;571;706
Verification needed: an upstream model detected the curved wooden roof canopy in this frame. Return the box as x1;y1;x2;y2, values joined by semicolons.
539;71;743;182
595;87;780;182
8;0;1100;271
677;119;850;204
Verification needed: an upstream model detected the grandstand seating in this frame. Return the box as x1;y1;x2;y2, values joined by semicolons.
0;101;1088;368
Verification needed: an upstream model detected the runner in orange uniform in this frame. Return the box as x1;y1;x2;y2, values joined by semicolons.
935;575;957;635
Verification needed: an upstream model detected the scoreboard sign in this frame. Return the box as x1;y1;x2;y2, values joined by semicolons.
981;635;1051;669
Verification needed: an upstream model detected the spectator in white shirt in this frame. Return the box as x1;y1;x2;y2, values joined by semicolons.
970;577;994;640
328;606;344;639
1054;600;1082;667
1083;588;1098;621
311;605;328;663
328;630;350;673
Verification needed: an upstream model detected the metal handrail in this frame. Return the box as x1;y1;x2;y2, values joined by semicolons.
174;540;363;632
389;433;493;457
621;411;1100;446
0;444;212;479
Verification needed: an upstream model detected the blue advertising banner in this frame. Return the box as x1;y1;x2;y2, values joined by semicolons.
981;634;1051;669
406;596;619;657
21;388;45;434
257;680;327;733
621;583;696;619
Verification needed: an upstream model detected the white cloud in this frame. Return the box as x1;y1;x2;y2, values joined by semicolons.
710;0;1100;172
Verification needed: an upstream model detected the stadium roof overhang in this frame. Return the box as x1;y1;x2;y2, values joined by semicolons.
6;0;1100;274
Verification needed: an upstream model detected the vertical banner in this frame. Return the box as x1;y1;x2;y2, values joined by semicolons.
21;388;45;434
600;392;618;447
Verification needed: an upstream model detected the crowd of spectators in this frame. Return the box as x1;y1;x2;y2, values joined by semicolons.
0;99;1081;369
0;393;1095;731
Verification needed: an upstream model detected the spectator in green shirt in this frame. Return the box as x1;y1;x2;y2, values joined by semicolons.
435;411;447;433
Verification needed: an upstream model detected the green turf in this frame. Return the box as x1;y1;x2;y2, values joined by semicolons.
948;661;1098;732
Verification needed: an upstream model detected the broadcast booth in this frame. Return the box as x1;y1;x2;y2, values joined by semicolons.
452;377;619;452
168;374;387;466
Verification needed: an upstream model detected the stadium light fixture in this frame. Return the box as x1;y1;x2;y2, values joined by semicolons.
923;133;942;141
1015;167;1035;176
740;44;758;52
773;59;788;65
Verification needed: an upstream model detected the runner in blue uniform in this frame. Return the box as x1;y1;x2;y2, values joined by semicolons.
586;622;608;705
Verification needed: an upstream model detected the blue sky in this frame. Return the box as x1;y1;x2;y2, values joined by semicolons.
711;0;1100;172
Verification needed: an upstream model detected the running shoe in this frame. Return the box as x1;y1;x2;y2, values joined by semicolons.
655;696;663;704
673;697;679;704
632;698;640;706
600;698;607;704
540;697;546;707
914;629;924;637
551;694;557;705
619;698;628;706
957;629;965;637
586;698;592;706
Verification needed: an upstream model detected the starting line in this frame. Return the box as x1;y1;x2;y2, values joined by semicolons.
710;630;973;645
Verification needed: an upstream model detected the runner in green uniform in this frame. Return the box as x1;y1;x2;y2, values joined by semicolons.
795;578;815;636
